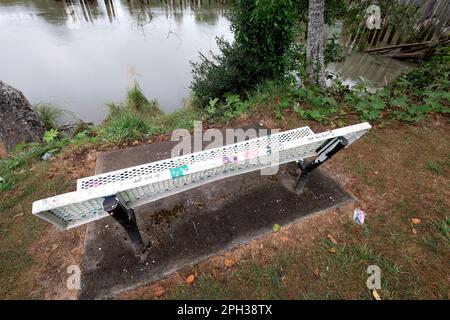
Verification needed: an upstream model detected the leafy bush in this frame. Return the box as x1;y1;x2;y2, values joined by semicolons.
206;93;250;123
191;0;297;108
43;129;59;144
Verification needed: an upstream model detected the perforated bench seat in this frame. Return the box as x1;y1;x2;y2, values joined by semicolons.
32;122;371;249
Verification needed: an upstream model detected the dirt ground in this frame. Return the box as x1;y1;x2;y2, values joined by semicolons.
0;116;448;299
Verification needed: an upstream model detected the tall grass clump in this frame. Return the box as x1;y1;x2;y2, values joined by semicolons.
126;84;162;116
101;84;162;143
101;112;153;143
35;103;66;130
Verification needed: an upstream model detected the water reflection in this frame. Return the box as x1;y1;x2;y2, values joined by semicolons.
0;0;231;123
328;51;415;89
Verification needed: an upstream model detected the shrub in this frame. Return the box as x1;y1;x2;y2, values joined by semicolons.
191;0;297;108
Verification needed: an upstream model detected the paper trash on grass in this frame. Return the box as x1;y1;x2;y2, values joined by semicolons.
353;208;366;225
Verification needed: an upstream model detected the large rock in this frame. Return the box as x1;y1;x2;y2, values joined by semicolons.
0;81;45;152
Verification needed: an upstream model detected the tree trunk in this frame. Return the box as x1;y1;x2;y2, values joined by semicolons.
306;0;326;89
0;81;45;152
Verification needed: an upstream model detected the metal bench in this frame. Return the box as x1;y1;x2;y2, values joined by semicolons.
32;122;371;250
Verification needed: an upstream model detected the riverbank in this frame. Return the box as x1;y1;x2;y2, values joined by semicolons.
0;50;448;299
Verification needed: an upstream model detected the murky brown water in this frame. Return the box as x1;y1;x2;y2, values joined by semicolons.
0;0;231;123
0;0;415;124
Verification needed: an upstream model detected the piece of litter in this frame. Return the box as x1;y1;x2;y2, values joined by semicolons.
327;234;338;245
412;218;421;225
412;228;417;235
224;258;236;268
372;289;381;300
42;152;53;161
186;274;195;285
0;176;3;183
353;208;366;225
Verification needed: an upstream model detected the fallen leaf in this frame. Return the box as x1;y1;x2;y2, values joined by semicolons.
186;274;195;285
153;286;165;297
412;228;417;235
372;289;381;300
327;234;338;245
224;258;235;268
132;140;139;146
412;218;421;225
328;248;336;254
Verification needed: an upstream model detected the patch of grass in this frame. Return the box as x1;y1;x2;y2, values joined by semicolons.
161;103;201;132
0;175;15;193
100;111;154;143
166;274;234;300
389;230;403;245
424;161;444;175
430;216;450;246
423;216;450;254
0;162;71;298
0;184;35;214
35;103;67;130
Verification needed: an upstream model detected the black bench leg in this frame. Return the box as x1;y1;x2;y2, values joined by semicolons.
102;195;144;252
294;161;310;194
294;136;349;194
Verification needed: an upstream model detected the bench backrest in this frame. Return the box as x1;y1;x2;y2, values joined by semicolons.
32;122;371;229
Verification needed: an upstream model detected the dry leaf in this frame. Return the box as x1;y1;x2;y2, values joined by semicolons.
327;234;338;245
153;286;165;298
224;258;236;268
372;289;381;300
328;248;336;254
186;274;195;285
412;218;421;225
132;140;139;146
412;228;417;235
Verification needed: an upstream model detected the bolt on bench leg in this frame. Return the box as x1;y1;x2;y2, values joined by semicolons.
295;136;349;194
102;195;144;252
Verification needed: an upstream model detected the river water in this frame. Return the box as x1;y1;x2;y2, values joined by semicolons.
0;0;414;124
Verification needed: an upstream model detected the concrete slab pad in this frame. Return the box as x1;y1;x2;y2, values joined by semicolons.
79;127;352;299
